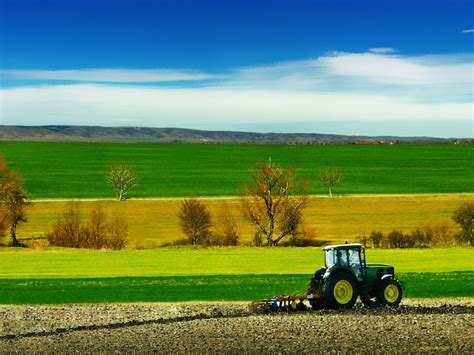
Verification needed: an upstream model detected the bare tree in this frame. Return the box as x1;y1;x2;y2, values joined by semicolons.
106;163;139;201
178;198;212;245
452;202;473;246
241;160;308;246
319;167;343;197
0;154;29;247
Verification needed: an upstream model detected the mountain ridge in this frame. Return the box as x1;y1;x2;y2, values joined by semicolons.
0;125;467;144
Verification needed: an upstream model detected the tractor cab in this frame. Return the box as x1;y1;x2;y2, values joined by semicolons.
323;243;365;281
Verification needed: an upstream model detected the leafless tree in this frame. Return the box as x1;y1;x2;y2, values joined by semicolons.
178;198;212;245
0;154;29;247
319;167;343;197
241;160;308;246
106;163;139;201
452;202;473;246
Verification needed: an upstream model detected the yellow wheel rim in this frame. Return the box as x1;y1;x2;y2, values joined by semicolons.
333;280;353;304
384;284;399;303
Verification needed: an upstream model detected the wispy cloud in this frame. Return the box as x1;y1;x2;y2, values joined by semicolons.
1;49;472;134
0;69;219;83
2;84;472;126
226;50;473;101
461;29;474;33
368;47;395;53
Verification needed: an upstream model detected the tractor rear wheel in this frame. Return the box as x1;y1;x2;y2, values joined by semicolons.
324;273;358;309
378;278;402;307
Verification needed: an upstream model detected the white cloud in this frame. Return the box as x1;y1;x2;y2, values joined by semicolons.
317;52;473;85
368;47;395;53
0;69;219;82
230;51;473;88
1;50;472;131
461;29;474;33
1;84;472;127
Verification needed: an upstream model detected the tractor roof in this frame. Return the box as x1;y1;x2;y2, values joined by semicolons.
323;243;363;250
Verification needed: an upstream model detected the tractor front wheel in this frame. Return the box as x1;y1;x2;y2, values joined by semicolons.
324;273;358;309
378;278;403;307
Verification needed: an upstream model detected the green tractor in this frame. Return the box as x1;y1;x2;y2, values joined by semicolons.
307;243;403;309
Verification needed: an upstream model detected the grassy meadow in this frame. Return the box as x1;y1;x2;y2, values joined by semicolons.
0;247;472;303
0;142;472;198
0;141;472;304
17;194;472;247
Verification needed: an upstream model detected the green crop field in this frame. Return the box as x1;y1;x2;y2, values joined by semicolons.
0;142;472;198
0;247;472;304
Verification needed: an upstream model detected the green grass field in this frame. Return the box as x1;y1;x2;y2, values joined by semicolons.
0;142;472;198
0;247;472;303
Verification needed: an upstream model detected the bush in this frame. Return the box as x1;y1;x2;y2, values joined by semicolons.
252;231;264;247
107;217;128;250
381;225;456;249
47;203;127;250
386;230;404;248
281;226;320;247
178;198;212;245
358;235;369;247
82;207;108;249
47;202;82;248
427;224;452;246
370;231;383;248
452;202;473;246
214;206;240;246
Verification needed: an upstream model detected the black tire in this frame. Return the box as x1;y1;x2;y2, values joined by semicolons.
378;278;403;307
324;272;358;310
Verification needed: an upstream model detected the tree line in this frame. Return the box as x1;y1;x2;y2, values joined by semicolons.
0;153;472;249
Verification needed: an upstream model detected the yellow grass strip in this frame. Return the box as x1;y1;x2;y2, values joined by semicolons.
16;194;472;248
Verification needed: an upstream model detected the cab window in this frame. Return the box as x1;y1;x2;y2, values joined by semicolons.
325;249;337;268
348;249;361;266
338;249;349;266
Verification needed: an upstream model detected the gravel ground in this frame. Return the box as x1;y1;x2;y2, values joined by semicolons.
1;299;472;354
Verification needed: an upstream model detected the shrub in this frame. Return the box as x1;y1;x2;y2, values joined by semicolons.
177;198;212;245
282;227;320;247
408;228;423;248
252;231;264;247
452;202;473;246
47;203;127;250
107;217;128;250
82;207;108;249
370;231;384;248
358;235;369;247
47;202;82;248
427;224;453;246
387;230;404;248
214;206;240;246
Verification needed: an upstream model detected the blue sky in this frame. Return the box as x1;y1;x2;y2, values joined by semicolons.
0;0;473;137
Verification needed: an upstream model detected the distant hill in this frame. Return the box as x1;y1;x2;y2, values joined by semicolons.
0;125;467;144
